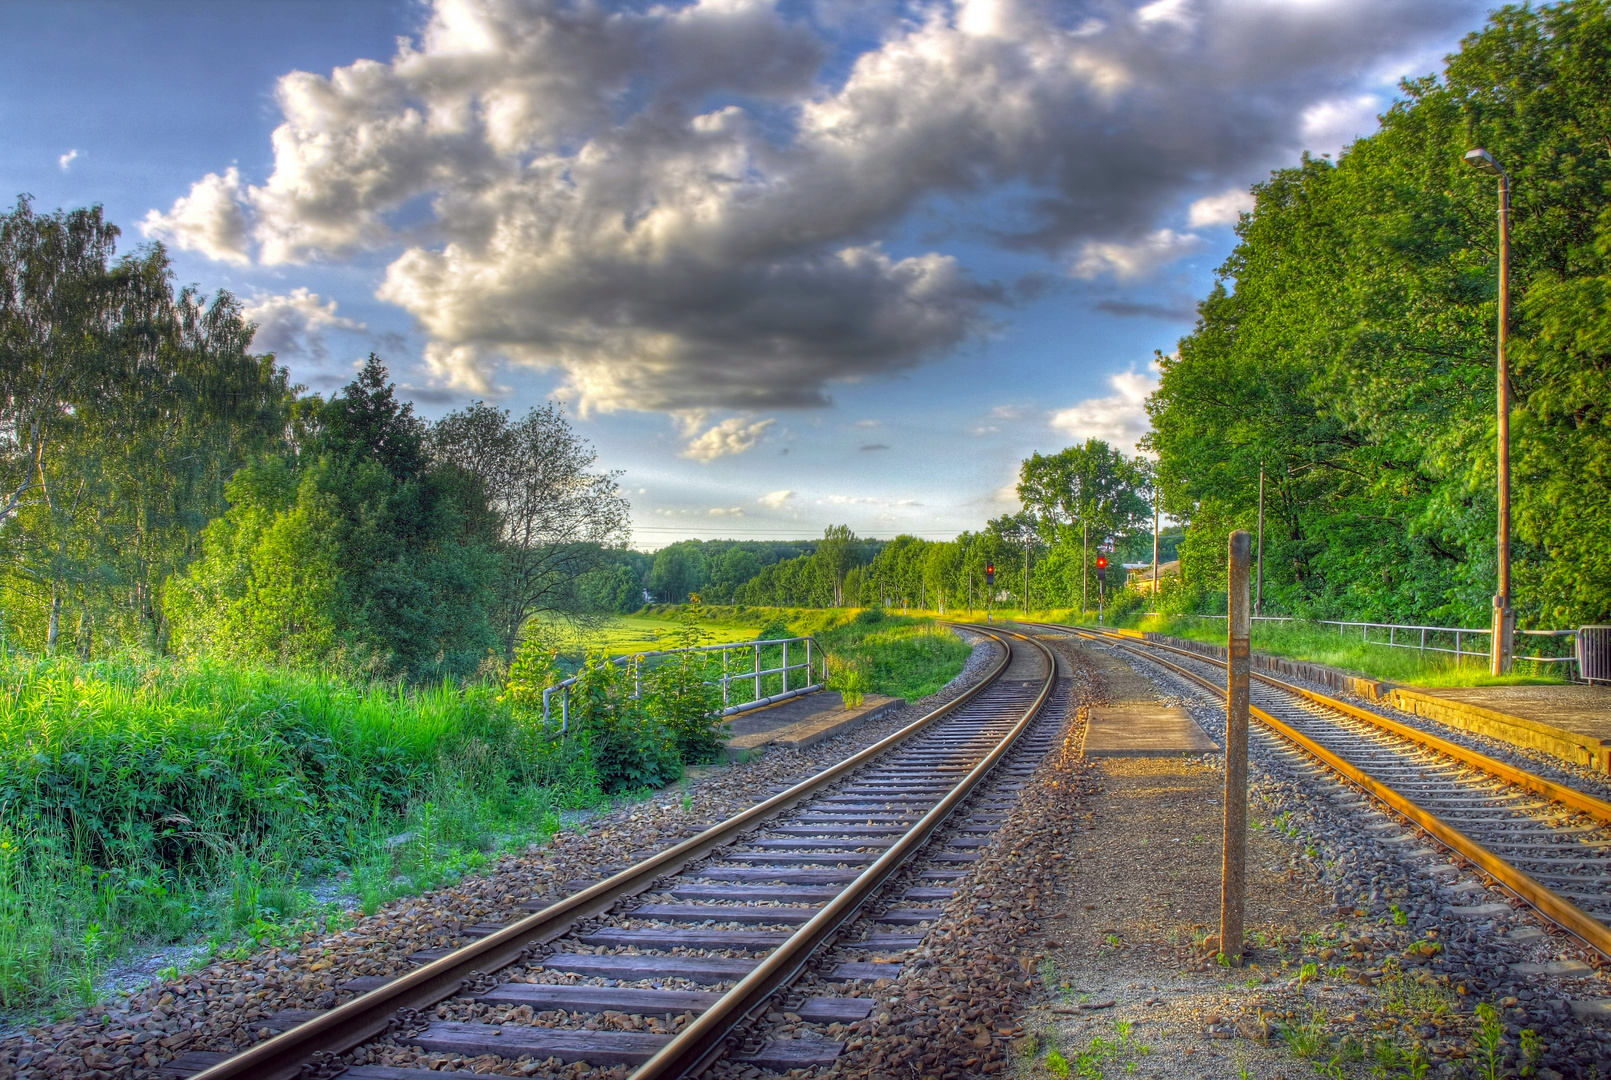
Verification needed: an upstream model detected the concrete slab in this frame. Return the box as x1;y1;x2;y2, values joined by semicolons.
1412;684;1611;741
725;692;904;758
1081;704;1219;758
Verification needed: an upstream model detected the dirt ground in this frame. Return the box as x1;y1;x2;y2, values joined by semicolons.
1012;641;1338;1080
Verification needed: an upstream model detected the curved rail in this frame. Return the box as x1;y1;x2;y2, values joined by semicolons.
630;627;1057;1079
189;626;1051;1080
1043;623;1611;961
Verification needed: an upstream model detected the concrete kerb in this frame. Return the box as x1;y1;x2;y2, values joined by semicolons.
1141;630;1610;773
722;695;907;761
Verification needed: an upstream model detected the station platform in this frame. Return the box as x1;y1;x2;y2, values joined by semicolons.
1391;683;1611;772
1083;704;1220;757
1076;646;1219;758
723;691;905;759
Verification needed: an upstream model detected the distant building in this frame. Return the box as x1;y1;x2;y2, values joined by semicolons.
1127;559;1180;594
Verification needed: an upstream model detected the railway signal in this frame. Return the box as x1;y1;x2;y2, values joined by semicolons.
1094;554;1108;624
985;563;994;621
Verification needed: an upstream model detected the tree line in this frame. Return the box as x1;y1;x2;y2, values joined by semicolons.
0;198;629;677
729;439;1181;614
1149;0;1611;630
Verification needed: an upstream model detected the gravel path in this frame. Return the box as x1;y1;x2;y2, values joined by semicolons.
0;634;999;1080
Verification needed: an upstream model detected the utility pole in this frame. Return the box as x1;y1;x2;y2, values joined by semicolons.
1152;484;1160;603
1024;535;1032;618
1081;518;1089;616
1465;147;1514;675
1255;464;1265;616
1222;530;1252;966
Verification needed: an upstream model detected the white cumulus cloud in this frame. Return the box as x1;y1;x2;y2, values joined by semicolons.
241;288;367;362
58;150;78;171
1073;229;1203;280
142;167;252;265
1049;362;1160;450
682;416;775;462
1188;187;1255;228
1300;94;1382;158
758;489;795;509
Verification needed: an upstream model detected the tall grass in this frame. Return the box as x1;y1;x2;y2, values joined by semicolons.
0;654;599;1013
813;612;973;701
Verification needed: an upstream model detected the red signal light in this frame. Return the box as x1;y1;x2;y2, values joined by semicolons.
1096;556;1107;569
986;563;994;574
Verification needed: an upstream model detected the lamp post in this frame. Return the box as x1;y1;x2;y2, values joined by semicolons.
1464;147;1514;675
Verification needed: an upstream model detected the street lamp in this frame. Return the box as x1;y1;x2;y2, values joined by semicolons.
1464;147;1514;675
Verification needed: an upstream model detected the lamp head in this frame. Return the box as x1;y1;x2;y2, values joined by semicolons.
1464;148;1505;176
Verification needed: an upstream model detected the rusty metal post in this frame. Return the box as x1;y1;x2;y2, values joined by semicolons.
1222;530;1252;965
1492;167;1514;676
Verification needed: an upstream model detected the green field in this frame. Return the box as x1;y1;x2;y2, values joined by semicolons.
589;613;765;654
617;605;974;702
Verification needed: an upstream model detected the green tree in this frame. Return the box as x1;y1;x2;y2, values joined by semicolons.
0;198;291;654
169;358;499;678
1017;440;1149;611
428;400;629;656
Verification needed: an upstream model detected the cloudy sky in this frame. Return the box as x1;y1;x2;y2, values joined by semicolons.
1;0;1490;547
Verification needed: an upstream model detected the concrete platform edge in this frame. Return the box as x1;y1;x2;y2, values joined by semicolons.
1386;687;1607;772
723;696;906;759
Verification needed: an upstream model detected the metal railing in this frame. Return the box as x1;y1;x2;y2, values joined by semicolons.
1189;614;1579;671
541;636;828;732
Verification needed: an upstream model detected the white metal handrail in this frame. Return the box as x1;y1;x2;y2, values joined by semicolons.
540;636;829;733
1186;614;1577;668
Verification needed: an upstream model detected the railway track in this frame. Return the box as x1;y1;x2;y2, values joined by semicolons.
175;627;1066;1080
1040;622;1611;962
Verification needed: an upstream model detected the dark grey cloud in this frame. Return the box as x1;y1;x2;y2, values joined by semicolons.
1094;297;1199;321
860;443;890;451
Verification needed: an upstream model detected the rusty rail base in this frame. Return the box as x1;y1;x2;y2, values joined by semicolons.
629;629;1058;1080
188;631;1017;1080
1053;624;1611;963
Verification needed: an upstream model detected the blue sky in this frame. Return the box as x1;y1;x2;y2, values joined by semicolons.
0;0;1491;548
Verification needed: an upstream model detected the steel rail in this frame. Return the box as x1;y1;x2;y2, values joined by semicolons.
1048;624;1611;961
628;628;1058;1080
188;628;1017;1080
1093;630;1611;826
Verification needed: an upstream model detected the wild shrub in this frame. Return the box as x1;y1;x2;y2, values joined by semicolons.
756;615;792;639
567;654;680;793
826;654;870;707
646;609;727;764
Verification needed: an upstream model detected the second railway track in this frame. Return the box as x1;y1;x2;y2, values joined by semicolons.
177;626;1067;1080
1044;622;1611;962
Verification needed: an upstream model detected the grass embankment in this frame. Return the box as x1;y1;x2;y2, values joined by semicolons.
1066;613;1566;688
630;605;973;702
0;609;976;1017
0;657;601;1015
